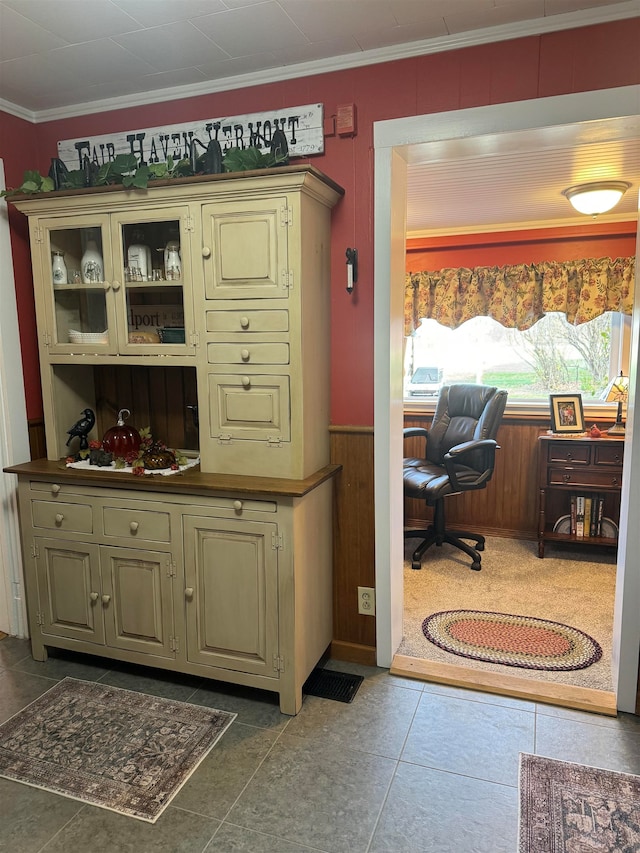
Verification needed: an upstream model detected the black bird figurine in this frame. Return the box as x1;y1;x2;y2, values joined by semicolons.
66;408;95;451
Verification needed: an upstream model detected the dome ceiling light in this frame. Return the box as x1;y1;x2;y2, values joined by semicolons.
562;181;631;216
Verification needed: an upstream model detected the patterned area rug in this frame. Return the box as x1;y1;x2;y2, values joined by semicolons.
422;610;602;671
519;754;640;852
0;677;236;822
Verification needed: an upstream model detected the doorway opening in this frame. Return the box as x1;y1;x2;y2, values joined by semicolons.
373;86;640;713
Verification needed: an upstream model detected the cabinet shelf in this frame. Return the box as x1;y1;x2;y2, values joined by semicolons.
537;434;623;558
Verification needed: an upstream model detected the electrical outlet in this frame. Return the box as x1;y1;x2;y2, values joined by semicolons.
357;586;376;616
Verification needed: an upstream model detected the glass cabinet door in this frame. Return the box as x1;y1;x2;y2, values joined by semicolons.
42;215;115;353
111;209;193;354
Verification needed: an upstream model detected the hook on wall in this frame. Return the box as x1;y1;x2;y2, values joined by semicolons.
346;248;358;294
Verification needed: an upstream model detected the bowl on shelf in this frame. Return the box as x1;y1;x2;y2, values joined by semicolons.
157;327;185;344
68;329;108;345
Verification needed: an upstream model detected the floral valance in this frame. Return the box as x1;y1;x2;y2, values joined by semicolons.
405;256;635;336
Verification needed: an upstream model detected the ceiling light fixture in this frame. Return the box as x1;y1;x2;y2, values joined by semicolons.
562;181;631;216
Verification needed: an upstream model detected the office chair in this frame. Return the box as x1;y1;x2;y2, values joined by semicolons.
404;383;507;571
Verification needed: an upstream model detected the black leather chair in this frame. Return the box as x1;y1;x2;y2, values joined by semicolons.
404;383;507;571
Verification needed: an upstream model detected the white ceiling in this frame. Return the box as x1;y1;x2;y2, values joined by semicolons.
1;0;638;234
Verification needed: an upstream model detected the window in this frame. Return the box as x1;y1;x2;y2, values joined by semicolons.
404;311;629;403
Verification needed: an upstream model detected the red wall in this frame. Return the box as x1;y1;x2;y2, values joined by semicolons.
407;223;638;272
2;18;639;426
0;112;41;418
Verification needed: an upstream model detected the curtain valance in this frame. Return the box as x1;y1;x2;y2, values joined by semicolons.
404;256;635;336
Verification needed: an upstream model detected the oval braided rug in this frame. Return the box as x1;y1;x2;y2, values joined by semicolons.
421;609;602;671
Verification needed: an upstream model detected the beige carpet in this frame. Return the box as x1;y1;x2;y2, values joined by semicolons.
399;536;616;692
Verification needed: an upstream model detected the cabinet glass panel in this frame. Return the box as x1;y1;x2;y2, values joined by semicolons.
48;224;110;349
119;218;186;349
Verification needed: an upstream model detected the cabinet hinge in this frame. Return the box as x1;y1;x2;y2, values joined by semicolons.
170;636;179;652
271;531;284;550
189;331;200;348
184;215;195;233
33;226;44;244
280;205;292;227
167;560;177;578
217;434;233;445
273;654;285;672
42;332;52;348
31;542;39;558
281;269;293;290
36;610;45;626
267;436;282;448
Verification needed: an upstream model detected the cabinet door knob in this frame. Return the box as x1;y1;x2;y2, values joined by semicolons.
55;513;64;525
241;348;250;361
51;484;61;495
89;592;99;602
184;587;194;600
241;376;251;387
111;279;121;291
130;521;139;533
202;247;212;258
101;594;111;605
233;500;243;512
240;316;250;329
103;281;111;292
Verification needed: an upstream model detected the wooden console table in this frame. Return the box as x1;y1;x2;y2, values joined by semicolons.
537;433;624;558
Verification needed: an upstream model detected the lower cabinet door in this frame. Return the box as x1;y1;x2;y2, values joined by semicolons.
183;516;279;677
100;546;175;658
35;537;105;645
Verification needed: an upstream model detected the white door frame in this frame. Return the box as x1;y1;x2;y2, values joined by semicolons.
373;85;640;712
0;160;30;637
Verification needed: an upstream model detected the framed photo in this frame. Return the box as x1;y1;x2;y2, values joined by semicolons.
549;394;585;433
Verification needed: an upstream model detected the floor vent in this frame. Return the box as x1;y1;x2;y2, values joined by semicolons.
303;668;364;703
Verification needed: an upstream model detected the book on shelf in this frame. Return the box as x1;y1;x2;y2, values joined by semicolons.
583;496;592;539
595;494;605;537
570;494;577;535
575;494;585;538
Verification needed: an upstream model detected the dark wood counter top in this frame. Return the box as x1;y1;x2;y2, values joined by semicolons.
4;459;342;499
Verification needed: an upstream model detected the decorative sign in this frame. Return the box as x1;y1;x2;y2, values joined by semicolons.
57;103;324;171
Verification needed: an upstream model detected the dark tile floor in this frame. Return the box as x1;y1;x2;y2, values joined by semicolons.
1;636;640;853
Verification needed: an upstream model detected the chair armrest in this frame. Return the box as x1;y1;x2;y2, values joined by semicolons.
446;438;499;458
403;427;430;440
443;438;499;491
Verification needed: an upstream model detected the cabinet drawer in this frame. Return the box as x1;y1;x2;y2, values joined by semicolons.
548;468;622;489
206;309;289;334
547;443;590;465
594;443;624;466
207;342;290;365
103;507;171;542
32;500;93;534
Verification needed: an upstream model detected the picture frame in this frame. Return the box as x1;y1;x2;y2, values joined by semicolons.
549;393;585;434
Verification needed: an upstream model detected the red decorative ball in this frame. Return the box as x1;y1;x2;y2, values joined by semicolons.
101;408;141;458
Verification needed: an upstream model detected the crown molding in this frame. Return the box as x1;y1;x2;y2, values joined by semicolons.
2;2;638;124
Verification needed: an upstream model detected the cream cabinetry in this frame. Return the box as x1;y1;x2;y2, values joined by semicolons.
8;460;337;715
9;167;342;715
14;167;343;477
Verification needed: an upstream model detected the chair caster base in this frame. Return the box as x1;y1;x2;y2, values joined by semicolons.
411;560;422;570
471;561;481;571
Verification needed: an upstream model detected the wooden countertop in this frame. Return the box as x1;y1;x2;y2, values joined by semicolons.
4;459;342;499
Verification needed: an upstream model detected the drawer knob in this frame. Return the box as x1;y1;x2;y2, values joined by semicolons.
563;474;571;482
130;521;139;533
51;484;61;495
101;594;111;605
89;592;99;602
241;348;250;361
241;376;251;387
233;500;243;512
240;316;250;329
565;453;573;461
111;280;121;292
612;477;619;486
185;587;194;600
55;513;64;525
202;246;211;258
